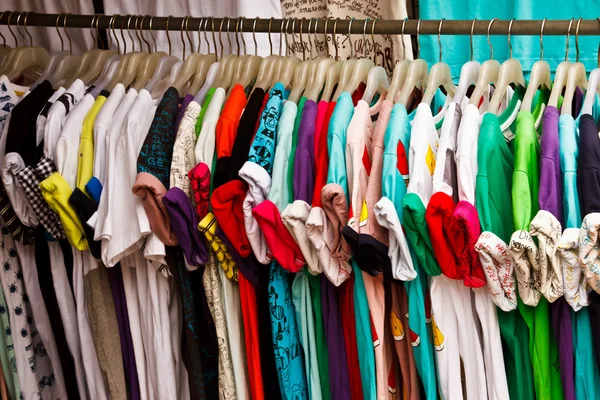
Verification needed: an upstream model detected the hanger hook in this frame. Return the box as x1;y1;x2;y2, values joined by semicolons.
371;18;379;65
437;18;445;63
196;17;204;53
575;17;582;63
203;17;211;55
487;18;497;60
362;18;370;59
95;14;105;50
165;15;172;56
23;12;33;47
469;18;476;61
186;16;193;53
211;18;218;60
539;18;546;60
218;18;226;60
126;15;135;52
147;16;156;52
289;18;297;56
109;15;121;54
6;12;17;47
252;17;259;56
226;17;233;56
279;18;286;56
120;15;128;54
55;13;65;51
268;17;274;56
323;17;331;59
348;18;355;59
401;18;407;60
507;18;515;59
63;14;72;54
0;12;7;48
565;18;574;62
333;18;340;61
90;14;99;49
299;18;306;61
307;18;314;59
283;18;290;56
140;16;151;52
180;16;187;59
235;17;241;56
416;19;421;59
15;13;26;46
134;15;143;52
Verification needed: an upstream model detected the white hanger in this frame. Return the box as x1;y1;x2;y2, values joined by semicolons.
548;19;575;109
363;66;389;105
487;19;526;115
454;19;481;104
396;19;429;106
582;68;600;116
469;19;500;107
422;19;456;106
561;18;588;116
521;19;551;112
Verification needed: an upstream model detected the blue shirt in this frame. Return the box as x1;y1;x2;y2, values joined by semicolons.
326;93;354;199
559;114;581;229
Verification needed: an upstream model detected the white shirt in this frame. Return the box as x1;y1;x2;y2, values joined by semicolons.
44;79;86;159
93;83;126;184
432;102;461;197
456;103;481;204
55;93;95;189
36;87;65;145
407;103;439;205
195;87;226;171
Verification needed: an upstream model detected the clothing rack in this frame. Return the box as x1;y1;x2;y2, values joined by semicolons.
1;12;600;36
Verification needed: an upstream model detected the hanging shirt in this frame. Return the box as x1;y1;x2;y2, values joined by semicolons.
77;95;107;192
93;83;126;185
269;101;298;212
195;88;225;171
170;100;201;198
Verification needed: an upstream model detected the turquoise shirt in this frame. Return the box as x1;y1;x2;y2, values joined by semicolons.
420;2;600;79
353;263;376;400
382;104;438;399
326;92;354;197
559;115;581;229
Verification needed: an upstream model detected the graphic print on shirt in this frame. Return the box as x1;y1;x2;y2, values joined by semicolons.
0;78;17;131
137;88;179;188
397;141;409;186
248;85;286;175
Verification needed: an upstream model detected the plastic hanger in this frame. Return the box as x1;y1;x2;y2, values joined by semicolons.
561;18;588;116
422;19;456;106
548;19;575;109
46;15;82;89
332;18;362;101
232;17;262;93
385;17;411;103
130;15;166;92
211;18;237;90
2;12;49;81
252;17;283;93
0;12;20;74
276;18;302;89
470;18;500;106
106;15;147;92
68;14;117;87
189;18;217;96
171;16;204;93
89;17;123;98
342;19;374;95
521;19;551;112
487;19;526;115
144;16;179;93
287;18;313;103
32;14;72;88
321;19;342;102
582;69;600;116
454;19;481;104
306;17;337;102
362;19;390;104
396;19;428;106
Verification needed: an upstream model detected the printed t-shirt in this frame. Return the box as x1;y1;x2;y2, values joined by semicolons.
170;100;201;198
195;87;226;173
402;103;442;276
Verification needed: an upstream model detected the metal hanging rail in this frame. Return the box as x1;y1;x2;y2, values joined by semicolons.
0;12;600;36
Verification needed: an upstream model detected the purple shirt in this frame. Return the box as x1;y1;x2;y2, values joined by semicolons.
293;100;318;203
539;106;563;225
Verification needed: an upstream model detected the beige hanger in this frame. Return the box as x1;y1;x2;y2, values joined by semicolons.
233;17;263;92
212;18;235;89
47;14;82;89
131;15;165;91
319;18;342;103
144;16;180;93
342;18;374;95
188;17;216;95
67;14;117;87
387;18;410;102
287;18;312;103
32;13;72;87
274;19;299;90
305;18;335;101
487;19;526;115
521;19;551;112
561;18;588;116
548;19;575;109
0;12;19;74
171;16;204;93
397;19;428;106
107;15;146;91
469;18;500;106
332;19;358;101
3;12;50;81
422;19;456;106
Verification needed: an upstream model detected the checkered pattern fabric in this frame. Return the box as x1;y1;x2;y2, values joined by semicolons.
15;156;65;239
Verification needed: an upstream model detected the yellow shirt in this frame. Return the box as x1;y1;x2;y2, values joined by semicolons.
40;172;88;250
77;95;107;193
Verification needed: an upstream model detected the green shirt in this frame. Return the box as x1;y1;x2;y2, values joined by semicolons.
513;110;563;400
195;88;216;139
477;110;534;400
